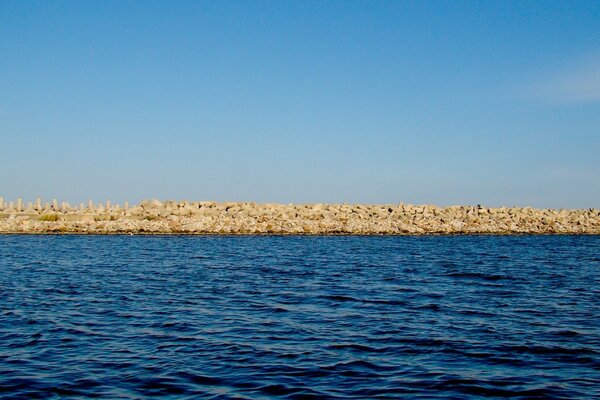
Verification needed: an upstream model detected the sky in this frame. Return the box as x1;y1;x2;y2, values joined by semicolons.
1;0;599;208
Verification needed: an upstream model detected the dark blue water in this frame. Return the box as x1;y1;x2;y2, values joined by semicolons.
1;236;599;399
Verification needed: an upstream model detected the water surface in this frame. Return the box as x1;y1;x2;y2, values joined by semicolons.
1;235;599;398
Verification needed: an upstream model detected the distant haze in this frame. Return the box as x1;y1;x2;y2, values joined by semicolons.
1;1;599;209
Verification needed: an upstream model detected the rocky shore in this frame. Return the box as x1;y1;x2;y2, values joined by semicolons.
0;197;598;235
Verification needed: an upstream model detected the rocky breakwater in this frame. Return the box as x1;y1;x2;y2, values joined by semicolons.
0;197;598;235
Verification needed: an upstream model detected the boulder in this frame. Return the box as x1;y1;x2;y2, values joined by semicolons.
140;199;164;210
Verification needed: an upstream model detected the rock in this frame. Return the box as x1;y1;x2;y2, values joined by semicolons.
141;199;164;210
0;197;599;235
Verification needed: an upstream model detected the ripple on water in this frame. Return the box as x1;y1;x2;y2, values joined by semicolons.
0;235;599;398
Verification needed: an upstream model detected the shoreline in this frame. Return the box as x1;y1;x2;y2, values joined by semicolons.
1;198;599;235
0;232;598;237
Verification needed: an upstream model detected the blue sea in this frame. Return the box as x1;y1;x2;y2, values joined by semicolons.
1;235;599;399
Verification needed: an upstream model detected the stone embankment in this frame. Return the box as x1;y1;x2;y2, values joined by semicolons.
0;197;598;235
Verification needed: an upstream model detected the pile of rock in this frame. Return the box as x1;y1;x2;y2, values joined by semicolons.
0;197;598;234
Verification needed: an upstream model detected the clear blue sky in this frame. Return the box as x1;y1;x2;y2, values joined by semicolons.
1;1;599;208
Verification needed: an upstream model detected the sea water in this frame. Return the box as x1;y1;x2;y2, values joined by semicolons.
1;235;598;398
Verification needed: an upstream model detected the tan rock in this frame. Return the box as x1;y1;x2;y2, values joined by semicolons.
141;199;164;209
